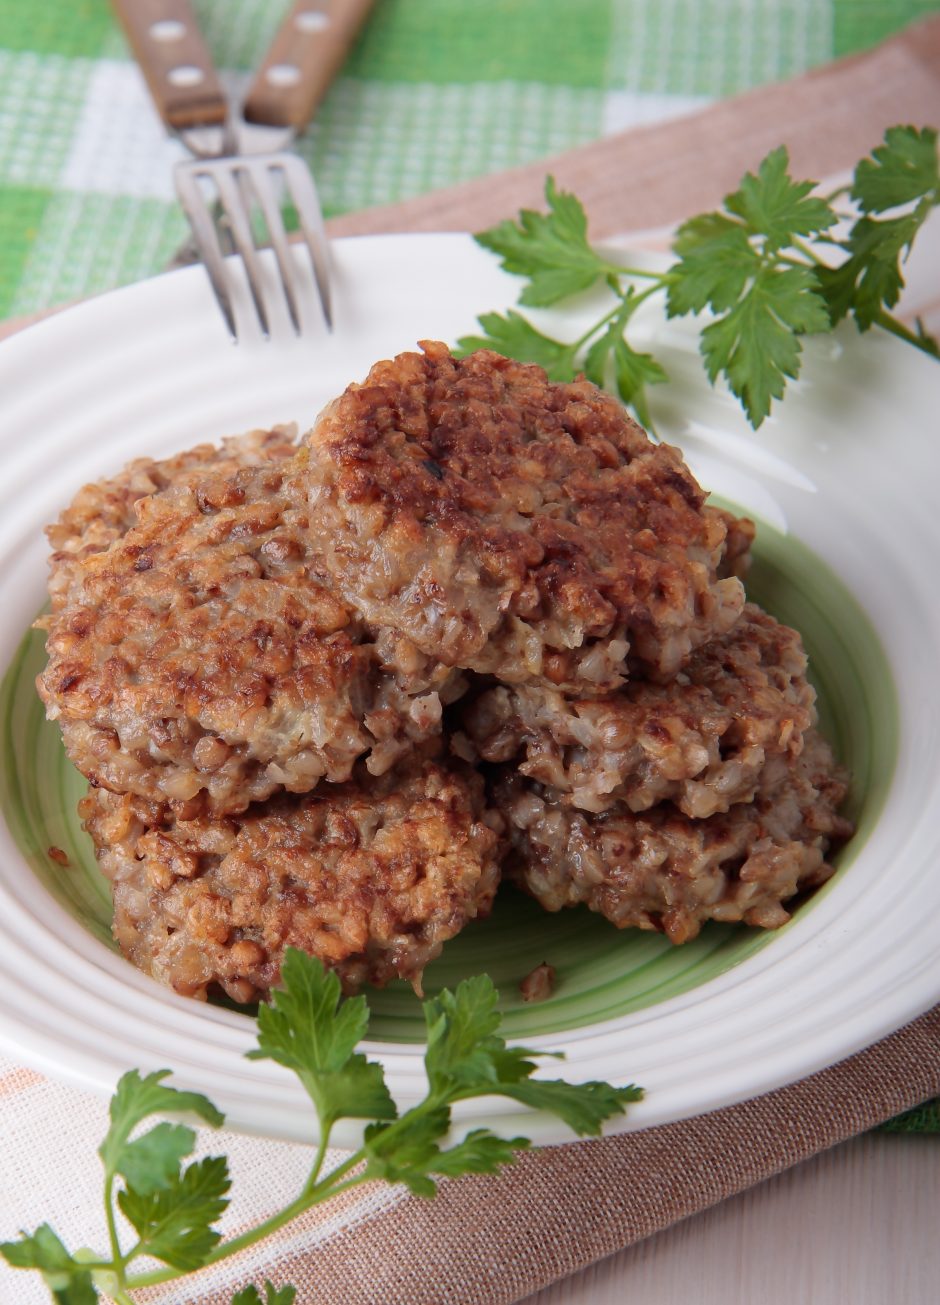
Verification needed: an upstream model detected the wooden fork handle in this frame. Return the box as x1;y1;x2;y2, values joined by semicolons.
111;0;227;130
244;0;377;131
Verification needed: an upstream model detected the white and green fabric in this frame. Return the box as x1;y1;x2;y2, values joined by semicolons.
1;0;938;317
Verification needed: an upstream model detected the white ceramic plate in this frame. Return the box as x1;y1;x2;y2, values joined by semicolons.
0;234;937;1146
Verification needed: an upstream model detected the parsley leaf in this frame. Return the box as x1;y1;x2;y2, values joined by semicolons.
247;947;396;1133
362;1108;455;1198
666;147;836;425
455;310;580;381
488;1079;645;1136
118;1154;230;1271
610;335;668;430
464;127;938;432
700;264;831;426
475;176;612;306
666;216;758;315
723;145;837;249
0;1225;98;1304
231;1282;297;1305
583;304;668;429
363;1110;526;1198
428;1128;527;1177
98;1069;223;1185
817;128;940;350
116;1121;197;1197
852;125;940;212
424;974;643;1136
1;960;643;1302
816;210;926;329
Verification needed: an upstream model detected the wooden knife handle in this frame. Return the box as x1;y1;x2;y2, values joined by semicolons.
111;0;227;130
243;0;376;131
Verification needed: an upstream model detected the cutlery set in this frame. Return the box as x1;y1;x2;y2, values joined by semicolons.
113;0;375;337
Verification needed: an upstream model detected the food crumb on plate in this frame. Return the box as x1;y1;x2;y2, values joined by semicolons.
520;962;556;1002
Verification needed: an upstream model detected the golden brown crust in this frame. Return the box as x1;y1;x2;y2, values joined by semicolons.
494;731;853;945
460;604;816;817
39;457;459;817
81;761;504;1002
711;506;756;580
304;343;745;691
45;428;299;612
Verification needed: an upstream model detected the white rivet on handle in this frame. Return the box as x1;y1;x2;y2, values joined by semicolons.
150;19;186;42
295;11;331;34
167;65;206;88
266;63;302;88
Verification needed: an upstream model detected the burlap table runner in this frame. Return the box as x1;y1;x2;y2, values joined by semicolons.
1;19;939;1305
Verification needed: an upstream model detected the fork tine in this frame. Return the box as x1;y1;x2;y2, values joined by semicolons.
244;159;303;336
277;154;333;330
213;166;273;339
174;164;238;341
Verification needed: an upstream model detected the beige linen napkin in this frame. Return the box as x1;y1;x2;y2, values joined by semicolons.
1;18;939;1305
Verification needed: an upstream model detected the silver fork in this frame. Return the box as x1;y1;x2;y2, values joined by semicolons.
112;0;376;339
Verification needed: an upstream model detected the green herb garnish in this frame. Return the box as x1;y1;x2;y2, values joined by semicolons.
458;125;940;429
1;950;641;1303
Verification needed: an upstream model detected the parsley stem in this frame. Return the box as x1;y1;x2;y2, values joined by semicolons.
569;277;666;353
570;301;624;350
103;1173;126;1284
874;309;940;358
124;1149;371;1291
608;264;670;283
304;1124;333;1194
790;237;827;266
623;281;666;311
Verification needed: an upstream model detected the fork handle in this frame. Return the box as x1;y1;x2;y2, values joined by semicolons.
111;0;227;129
243;0;376;131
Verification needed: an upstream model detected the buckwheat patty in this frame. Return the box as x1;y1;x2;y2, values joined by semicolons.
80;761;504;1002
494;730;853;945
302;342;745;694
458;605;815;818
39;459;464;817
45;427;299;613
712;507;755;580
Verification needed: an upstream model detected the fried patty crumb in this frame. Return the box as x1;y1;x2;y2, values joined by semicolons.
303;342;745;693
495;731;853;945
460;605;815;817
39;454;462;817
519;961;556;1003
80;761;503;1002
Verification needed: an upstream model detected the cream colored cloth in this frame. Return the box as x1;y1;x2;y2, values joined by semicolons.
1;20;939;1305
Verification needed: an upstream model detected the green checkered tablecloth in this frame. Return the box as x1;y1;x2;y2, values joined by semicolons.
1;0;938;318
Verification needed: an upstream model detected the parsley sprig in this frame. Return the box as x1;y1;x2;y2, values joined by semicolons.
1;950;641;1304
458;125;940;429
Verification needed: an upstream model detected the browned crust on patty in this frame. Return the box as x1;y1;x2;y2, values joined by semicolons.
494;730;853;945
303;342;745;691
39;458;460;817
81;760;504;1002
459;604;815;817
712;507;755;580
45;427;298;612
